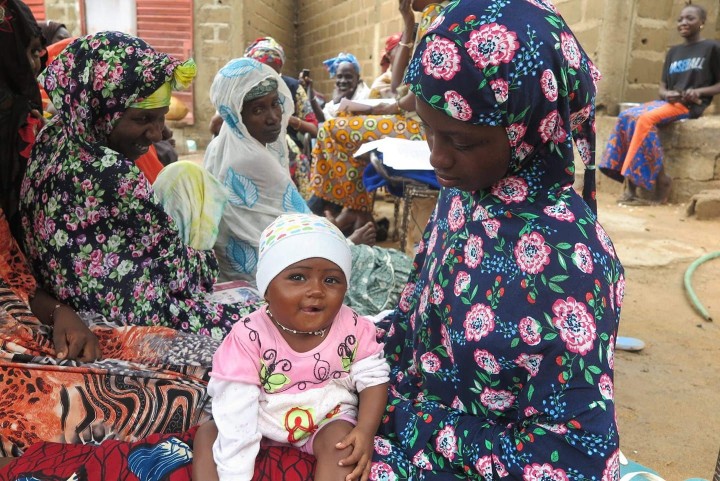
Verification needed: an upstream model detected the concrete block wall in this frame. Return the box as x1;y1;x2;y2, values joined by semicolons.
296;0;406;101
36;0;720;156
623;0;683;106
593;116;720;204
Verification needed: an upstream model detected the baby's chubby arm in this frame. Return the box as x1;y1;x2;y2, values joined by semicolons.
336;382;389;481
337;351;390;481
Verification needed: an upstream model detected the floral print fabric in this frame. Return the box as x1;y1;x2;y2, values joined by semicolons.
20;32;260;339
370;1;624;479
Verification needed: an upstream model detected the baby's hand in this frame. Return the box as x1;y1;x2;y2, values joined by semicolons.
336;427;374;481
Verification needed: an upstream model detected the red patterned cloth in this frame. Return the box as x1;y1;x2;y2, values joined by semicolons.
0;428;199;481
0;432;315;481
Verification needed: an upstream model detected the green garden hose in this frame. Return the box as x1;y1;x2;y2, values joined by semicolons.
683;251;720;322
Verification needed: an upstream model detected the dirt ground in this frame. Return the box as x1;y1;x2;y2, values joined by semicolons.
375;193;720;481
598;199;720;481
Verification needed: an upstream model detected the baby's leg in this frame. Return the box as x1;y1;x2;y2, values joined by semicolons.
192;421;220;481
312;420;355;481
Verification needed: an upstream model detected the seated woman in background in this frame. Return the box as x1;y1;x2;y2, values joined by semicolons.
308;0;449;231
309;52;424;236
210;37;319;142
204;58;412;315
245;37;319;197
600;3;720;205
208;37;318;197
316;53;371;121
21;32;262;339
369;32;402;99
245;37;319;143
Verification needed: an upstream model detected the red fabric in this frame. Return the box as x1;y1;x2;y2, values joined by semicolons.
17;114;41;159
0;428;198;481
380;32;402;70
252;446;316;481
0;433;315;481
134;144;164;184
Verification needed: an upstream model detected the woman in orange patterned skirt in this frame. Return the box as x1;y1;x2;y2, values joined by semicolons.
311;113;424;212
309;1;448;235
310;52;425;235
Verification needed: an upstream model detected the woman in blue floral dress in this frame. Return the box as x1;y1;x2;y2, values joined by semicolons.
368;0;624;479
20;32;261;339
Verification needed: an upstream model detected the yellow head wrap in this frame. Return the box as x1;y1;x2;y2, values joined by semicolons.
132;59;197;109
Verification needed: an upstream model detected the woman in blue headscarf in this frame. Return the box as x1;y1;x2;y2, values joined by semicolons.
370;0;624;479
309;52;426;235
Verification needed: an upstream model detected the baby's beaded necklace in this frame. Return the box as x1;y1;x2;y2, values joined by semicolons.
267;308;327;337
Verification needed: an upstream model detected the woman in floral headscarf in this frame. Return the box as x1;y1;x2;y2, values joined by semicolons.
369;0;624;479
20;32;261;339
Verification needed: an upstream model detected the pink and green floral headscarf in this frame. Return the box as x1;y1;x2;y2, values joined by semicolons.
40;31;182;144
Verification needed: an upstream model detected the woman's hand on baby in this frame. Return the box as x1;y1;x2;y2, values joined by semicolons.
336;426;374;481
53;307;102;362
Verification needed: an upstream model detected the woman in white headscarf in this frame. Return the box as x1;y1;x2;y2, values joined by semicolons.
204;58;412;315
204;59;306;283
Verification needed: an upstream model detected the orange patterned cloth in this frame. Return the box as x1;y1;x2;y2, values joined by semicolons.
0;209;218;457
134;144;164;184
310;114;424;211
0;208;36;304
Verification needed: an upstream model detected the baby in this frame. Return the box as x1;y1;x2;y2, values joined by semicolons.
207;213;389;481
